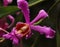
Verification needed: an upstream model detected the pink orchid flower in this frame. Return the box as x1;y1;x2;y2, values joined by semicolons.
3;0;55;45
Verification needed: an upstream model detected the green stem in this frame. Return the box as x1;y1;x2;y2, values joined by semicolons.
0;28;9;34
31;36;39;47
20;38;23;47
48;0;60;13
29;0;44;7
34;19;43;25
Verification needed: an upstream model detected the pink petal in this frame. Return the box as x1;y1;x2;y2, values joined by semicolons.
30;25;55;38
3;33;11;39
13;37;19;45
0;31;5;37
11;27;22;39
3;0;13;6
3;23;9;29
7;0;13;3
17;0;30;23
7;15;15;28
0;17;6;27
3;27;19;44
30;10;48;24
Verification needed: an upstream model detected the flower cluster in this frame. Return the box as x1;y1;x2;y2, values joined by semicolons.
2;0;55;45
0;15;14;43
0;15;14;37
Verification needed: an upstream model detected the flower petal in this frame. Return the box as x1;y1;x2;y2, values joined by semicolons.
30;25;55;38
3;0;13;6
30;10;48;24
3;28;19;44
0;31;5;37
12;37;19;45
7;15;15;28
0;17;7;28
3;23;9;29
17;0;30;23
3;33;11;39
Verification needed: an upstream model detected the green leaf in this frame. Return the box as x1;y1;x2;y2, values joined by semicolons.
29;0;43;6
0;6;19;18
0;0;44;18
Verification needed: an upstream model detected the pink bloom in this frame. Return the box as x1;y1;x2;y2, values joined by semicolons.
0;15;14;37
16;0;55;39
3;0;13;6
3;0;55;44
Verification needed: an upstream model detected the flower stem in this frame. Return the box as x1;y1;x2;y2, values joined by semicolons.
34;19;43;25
31;36;39;47
0;28;9;34
48;0;60;13
20;38;23;47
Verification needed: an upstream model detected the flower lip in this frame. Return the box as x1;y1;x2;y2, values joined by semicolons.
15;22;30;37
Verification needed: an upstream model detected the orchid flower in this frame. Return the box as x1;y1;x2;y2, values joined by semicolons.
3;0;13;6
0;15;14;37
3;0;55;45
